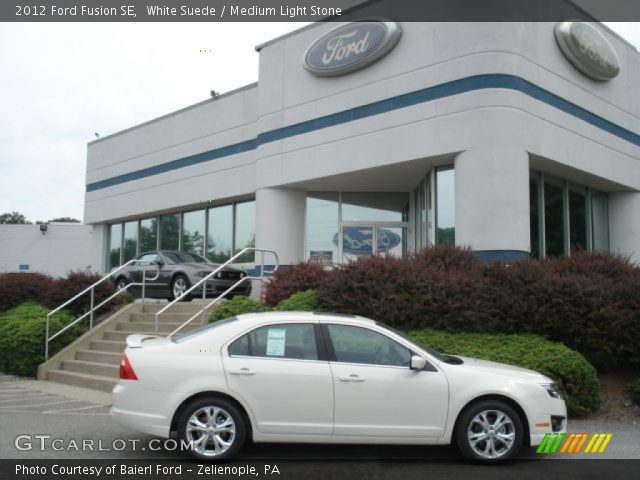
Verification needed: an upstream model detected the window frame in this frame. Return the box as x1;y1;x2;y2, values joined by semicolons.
226;322;329;363
321;323;416;369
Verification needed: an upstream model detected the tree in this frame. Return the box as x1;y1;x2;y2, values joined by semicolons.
0;212;31;224
49;217;80;223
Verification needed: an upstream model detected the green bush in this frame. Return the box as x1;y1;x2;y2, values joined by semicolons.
628;379;640;406
209;296;270;323
0;302;81;377
409;329;601;417
273;289;323;312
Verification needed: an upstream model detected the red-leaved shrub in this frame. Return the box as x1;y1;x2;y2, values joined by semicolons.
264;262;329;306
42;270;122;317
0;272;54;313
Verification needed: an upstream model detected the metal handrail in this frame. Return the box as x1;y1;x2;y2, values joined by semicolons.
45;261;160;360
156;248;279;337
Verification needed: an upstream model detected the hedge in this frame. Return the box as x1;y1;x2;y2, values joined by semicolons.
264;262;329;306
628;379;640;406
209;296;270;323
310;245;640;371
0;302;81;377
409;329;601;417
0;272;54;313
273;289;323;312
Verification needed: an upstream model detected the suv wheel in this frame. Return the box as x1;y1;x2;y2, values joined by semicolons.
177;397;246;460
455;399;523;462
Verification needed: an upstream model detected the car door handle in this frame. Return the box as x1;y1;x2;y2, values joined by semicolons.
229;368;255;376
339;374;365;382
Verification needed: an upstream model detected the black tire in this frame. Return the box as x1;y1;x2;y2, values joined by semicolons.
455;399;524;463
177;397;246;460
115;277;128;291
171;274;192;301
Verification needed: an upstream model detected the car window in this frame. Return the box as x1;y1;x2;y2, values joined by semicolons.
228;324;318;361
137;253;160;264
327;324;411;367
163;251;209;264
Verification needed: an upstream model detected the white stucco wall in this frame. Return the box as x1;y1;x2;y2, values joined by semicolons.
0;224;106;278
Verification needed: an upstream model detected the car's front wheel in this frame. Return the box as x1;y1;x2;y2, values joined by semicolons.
177;397;246;460
171;274;192;302
455;399;523;462
115;277;128;291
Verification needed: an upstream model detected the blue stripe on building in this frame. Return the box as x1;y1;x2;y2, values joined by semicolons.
86;74;640;193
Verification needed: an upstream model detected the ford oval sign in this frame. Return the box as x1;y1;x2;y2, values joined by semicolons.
304;21;402;77
554;22;620;81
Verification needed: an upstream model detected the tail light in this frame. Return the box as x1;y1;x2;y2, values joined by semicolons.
119;354;138;380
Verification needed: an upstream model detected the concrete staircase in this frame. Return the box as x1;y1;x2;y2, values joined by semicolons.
38;303;211;392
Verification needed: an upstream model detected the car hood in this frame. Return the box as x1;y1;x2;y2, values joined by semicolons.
453;356;551;382
181;263;241;272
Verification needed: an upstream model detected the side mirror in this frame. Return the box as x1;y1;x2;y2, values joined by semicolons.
410;355;427;371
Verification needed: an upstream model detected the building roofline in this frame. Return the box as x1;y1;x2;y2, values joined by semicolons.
255;22;319;51
88;82;259;146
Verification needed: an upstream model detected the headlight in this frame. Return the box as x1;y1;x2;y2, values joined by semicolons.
240;272;246;278
215;272;223;278
195;271;210;278
541;383;562;399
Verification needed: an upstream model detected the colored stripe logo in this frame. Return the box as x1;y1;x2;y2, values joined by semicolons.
537;433;613;454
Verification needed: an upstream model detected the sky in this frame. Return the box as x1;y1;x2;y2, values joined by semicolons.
0;22;638;223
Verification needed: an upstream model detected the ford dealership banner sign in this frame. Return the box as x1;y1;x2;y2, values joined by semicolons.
304;20;402;77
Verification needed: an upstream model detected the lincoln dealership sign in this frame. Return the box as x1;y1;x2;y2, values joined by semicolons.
304;21;402;77
554;22;620;81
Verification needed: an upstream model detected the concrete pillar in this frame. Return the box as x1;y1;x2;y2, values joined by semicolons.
255;187;306;267
454;148;530;260
609;192;640;263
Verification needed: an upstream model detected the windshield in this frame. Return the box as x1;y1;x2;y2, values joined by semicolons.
171;317;237;343
376;322;448;362
163;251;211;265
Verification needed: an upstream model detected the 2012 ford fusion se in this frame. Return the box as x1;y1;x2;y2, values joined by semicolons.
111;312;567;462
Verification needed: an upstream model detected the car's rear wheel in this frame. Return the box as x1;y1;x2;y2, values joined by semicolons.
455;399;523;462
178;397;246;460
171;274;192;301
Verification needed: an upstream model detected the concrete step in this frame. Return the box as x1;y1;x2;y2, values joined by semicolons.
130;312;195;323
141;303;216;314
89;339;126;353
76;350;122;365
103;330;168;342
116;321;201;334
46;370;118;392
61;359;119;378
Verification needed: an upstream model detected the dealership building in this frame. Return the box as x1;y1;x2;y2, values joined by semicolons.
82;20;639;275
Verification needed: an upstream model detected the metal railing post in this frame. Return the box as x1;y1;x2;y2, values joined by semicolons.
45;314;50;361
89;288;95;330
142;265;146;305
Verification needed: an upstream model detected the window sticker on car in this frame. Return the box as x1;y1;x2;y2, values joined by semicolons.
266;328;286;356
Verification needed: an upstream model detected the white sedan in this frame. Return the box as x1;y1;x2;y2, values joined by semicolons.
111;312;567;462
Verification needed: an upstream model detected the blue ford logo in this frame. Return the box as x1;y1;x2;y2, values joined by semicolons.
333;228;402;255
304;21;402;77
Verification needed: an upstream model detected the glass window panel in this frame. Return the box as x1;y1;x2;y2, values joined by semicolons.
377;227;406;258
436;168;455;245
159;214;180;250
342;226;373;262
182;210;206;256
591;192;609;251
341;192;409;222
230;324;318;360
569;189;587;252
139;218;158;253
306;192;339;265
327;324;411;367
544;181;565;257
123;221;138;262
529;177;541;258
207;205;233;263
234;201;256;263
108;223;122;269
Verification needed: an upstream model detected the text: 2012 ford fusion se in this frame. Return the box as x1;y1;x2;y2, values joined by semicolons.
111;312;566;462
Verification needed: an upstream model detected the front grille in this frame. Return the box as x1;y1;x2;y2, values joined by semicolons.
220;271;245;280
551;415;566;432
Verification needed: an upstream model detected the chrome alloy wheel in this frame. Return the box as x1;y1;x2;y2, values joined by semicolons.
172;277;188;298
185;406;236;457
467;409;516;459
